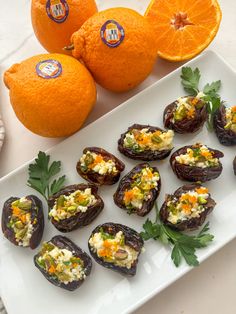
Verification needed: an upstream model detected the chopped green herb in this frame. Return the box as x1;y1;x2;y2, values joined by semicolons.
100;228;115;240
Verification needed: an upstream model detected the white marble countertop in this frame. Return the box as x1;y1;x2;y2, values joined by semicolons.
0;0;236;313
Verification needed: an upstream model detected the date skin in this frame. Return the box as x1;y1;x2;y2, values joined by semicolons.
118;124;173;161
1;195;44;249
76;147;125;185
163;97;207;134
34;235;92;291
170;145;224;182
159;183;216;231
88;222;144;276
48;184;104;233
113;163;161;216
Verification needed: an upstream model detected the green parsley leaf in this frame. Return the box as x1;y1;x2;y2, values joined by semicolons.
28;151;66;201
181;67;201;95
140;205;214;267
171;244;181;267
50;176;66;196
203;80;221;98
180;67;222;131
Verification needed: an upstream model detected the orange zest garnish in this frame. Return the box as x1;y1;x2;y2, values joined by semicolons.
138;136;150;145
191;98;199;106
103;240;112;248
187;108;196;118
200;150;213;158
20;214;27;224
188;195;197;204
12;206;21;217
48;265;56;274
124;190;134;202
94;155;103;164
196;187;209;194
182;203;191;214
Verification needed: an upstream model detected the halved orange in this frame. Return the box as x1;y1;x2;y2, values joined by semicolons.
145;0;222;61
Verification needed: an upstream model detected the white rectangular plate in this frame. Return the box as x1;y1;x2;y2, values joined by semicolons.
1;51;236;314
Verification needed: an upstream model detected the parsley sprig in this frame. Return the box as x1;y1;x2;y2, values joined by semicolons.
140;204;214;267
181;67;222;130
28;151;66;201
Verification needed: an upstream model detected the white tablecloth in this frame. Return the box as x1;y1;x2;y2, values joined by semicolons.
1;1;236;313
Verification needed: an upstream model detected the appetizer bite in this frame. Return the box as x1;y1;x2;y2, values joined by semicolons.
170;143;224;182
48;184;104;233
34;236;92;291
163;94;207;134
1;195;44;249
113;163;161;216
159;184;216;231
77;147;125;185
118;124;174;161
213;104;236;146
88;223;144;276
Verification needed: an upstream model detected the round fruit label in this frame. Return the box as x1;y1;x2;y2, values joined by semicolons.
46;0;69;23
36;60;62;79
100;20;125;48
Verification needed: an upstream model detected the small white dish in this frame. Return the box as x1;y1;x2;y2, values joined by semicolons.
0;51;236;314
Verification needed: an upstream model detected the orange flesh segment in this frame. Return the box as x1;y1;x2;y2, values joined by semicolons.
145;0;222;61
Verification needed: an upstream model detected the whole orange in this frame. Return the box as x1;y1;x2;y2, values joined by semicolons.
31;0;98;54
69;8;157;92
4;54;97;138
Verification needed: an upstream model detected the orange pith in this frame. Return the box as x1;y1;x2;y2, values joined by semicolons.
145;0;222;61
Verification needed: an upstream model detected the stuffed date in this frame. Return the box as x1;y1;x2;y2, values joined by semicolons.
48;184;104;233
118;124;174;161
34;235;92;291
77;147;125;185
159;184;216;231
170;143;224;182
113;163;161;216
213;104;236;146
1;195;44;249
88;222;144;276
163;94;207;134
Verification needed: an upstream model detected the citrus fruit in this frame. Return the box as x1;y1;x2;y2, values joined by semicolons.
4;54;97;138
69;8;157;92
31;0;98;54
145;0;222;61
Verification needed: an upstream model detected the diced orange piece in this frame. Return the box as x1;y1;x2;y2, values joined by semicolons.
124;190;134;202
196;187;209;194
48;265;56;274
94;155;103;164
201;150;212;158
12;206;21;217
